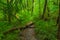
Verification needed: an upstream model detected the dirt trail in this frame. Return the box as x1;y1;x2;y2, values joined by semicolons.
21;22;37;40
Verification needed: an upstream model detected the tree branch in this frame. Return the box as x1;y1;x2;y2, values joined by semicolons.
3;22;34;35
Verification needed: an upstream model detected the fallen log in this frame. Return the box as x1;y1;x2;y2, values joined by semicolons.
3;22;34;35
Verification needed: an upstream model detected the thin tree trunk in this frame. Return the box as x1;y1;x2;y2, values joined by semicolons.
7;0;11;24
57;0;60;40
26;0;28;10
39;0;40;14
31;0;34;16
42;0;47;19
47;6;50;17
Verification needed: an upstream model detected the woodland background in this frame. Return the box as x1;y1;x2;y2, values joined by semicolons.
0;0;59;40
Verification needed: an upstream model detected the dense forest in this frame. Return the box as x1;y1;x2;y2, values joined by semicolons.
0;0;59;40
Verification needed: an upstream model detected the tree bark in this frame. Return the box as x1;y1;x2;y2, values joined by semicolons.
42;0;47;19
7;0;11;24
57;0;60;40
39;0;40;14
31;0;34;16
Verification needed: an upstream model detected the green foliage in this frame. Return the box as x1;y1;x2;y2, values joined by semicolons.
0;0;58;40
34;20;57;40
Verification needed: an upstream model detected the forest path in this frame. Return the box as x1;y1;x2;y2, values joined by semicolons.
20;22;37;40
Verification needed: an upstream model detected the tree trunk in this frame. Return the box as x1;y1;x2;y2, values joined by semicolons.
57;0;60;40
42;0;47;19
31;0;34;16
7;0;11;24
39;0;40;14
